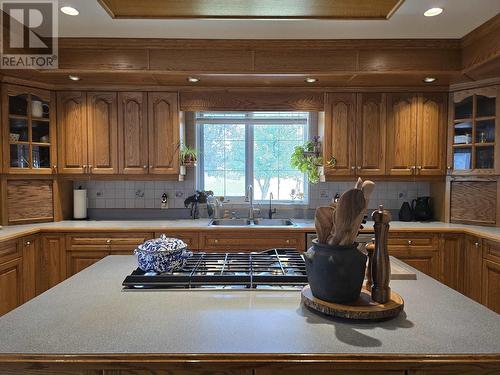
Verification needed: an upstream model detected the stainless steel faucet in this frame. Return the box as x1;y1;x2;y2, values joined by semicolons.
247;185;254;219
268;192;277;219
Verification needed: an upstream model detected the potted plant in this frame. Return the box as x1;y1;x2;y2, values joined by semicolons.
180;143;198;167
291;137;335;183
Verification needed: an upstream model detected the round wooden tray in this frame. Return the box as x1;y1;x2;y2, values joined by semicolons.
301;285;404;321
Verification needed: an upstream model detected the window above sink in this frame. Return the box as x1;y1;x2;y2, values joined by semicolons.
196;111;311;204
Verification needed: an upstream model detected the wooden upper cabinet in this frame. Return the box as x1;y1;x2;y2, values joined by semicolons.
355;93;386;175
57;91;88;174
87;92;118;174
2;85;56;174
118;92;149;174
416;93;447;176
147;92;180;175
386;93;418;175
324;93;356;176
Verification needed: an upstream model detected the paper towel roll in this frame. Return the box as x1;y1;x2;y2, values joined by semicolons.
73;189;87;219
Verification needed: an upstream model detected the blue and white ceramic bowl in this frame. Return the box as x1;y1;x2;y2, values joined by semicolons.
134;234;192;273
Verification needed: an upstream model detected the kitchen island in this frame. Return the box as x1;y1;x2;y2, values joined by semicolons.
0;256;499;374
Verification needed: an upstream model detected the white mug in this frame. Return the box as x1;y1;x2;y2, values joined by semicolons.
32;100;49;118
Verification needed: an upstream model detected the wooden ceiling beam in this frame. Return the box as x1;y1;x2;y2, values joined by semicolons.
97;0;404;20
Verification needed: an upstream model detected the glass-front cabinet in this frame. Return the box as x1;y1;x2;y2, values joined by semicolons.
2;85;55;174
450;86;498;175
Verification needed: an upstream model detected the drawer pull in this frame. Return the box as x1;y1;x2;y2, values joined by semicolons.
214;239;219;244
475;242;479;247
106;239;112;244
285;240;290;244
25;241;31;246
407;240;412;245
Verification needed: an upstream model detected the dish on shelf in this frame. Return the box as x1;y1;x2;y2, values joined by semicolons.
9;133;20;142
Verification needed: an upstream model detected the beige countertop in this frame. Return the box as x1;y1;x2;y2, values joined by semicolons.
2;219;500;242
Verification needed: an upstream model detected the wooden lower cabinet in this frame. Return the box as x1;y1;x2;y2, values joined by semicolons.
463;236;483;303
440;233;464;290
199;231;305;252
67;250;110;276
387;233;440;279
155;231;199;250
0;239;23;316
482;259;500;313
21;237;37;302
37;235;65;295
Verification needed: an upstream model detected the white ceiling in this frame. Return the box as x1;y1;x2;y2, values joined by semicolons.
58;0;500;39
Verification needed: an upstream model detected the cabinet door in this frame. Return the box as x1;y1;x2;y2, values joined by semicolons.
67;251;109;277
440;234;464;291
87;92;118;174
118;92;149;174
37;236;65;294
57;91;88;174
463;236;482;303
482;259;500;313
324;93;356;177
356;93;386;175
386;93;417;175
21;237;37;302
0;257;23;316
147;92;180;175
416;93;447;176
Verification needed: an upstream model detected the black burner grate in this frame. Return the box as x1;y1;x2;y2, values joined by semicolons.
122;248;308;289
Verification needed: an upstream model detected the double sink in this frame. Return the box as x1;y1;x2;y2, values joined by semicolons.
209;218;296;227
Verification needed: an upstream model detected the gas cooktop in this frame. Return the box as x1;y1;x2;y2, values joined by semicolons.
122;248;307;290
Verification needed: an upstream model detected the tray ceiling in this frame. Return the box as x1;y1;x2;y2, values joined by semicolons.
58;0;500;39
97;0;404;19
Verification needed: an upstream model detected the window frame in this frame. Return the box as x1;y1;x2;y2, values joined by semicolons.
196;111;312;204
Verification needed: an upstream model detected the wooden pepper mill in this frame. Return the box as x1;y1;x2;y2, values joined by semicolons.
371;205;392;303
365;240;375;291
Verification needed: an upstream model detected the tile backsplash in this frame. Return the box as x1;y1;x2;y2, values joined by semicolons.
308;181;430;210
74;172;430;215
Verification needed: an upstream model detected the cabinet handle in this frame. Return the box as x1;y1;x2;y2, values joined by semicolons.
89;164;93;172
447;166;452;170
149;165;153;169
25;241;31;246
106;239;112;244
214;239;219;244
83;164;87;173
351;166;355;170
285;239;290;244
474;242;479;247
143;165;148;169
52;165;57;172
407;240;413;245
357;166;361;170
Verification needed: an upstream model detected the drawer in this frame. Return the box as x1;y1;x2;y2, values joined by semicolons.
154;232;199;250
66;233;154;252
483;239;500;263
387;233;437;251
200;232;303;252
0;240;22;265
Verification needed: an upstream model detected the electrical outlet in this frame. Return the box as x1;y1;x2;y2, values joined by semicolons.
320;190;329;199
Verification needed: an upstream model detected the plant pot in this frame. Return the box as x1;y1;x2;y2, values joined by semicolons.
304;240;367;303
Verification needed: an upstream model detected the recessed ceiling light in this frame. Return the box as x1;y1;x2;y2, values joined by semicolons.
424;7;443;17
60;6;79;16
68;75;80;81
187;77;200;83
305;77;318;83
423;77;436;83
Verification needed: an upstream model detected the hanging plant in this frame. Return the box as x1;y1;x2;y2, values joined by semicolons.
291;140;324;184
180;143;198;167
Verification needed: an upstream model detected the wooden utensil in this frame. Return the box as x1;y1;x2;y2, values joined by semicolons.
314;206;335;244
328;189;366;247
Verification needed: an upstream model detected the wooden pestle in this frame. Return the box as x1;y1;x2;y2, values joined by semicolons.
371;205;392;304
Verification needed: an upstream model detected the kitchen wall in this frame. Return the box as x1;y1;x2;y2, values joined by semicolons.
74;174;430;218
